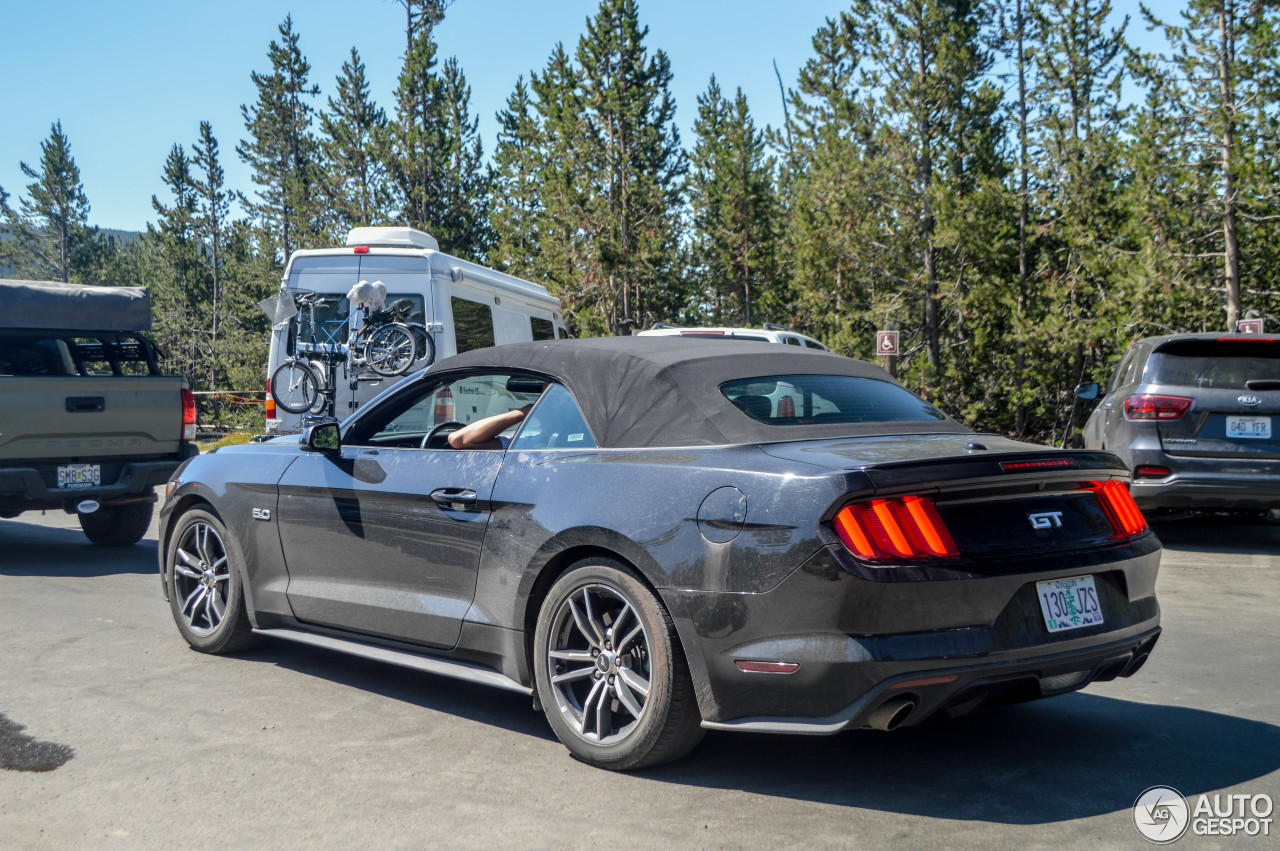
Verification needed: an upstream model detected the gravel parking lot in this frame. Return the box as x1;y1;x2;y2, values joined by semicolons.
2;506;1277;849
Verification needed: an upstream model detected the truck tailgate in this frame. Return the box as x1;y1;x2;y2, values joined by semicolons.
0;375;185;462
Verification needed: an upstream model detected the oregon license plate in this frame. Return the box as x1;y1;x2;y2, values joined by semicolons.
1036;575;1104;633
57;463;100;489
1227;415;1271;439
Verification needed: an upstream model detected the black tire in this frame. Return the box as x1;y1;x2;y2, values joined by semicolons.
534;558;704;770
410;325;436;366
364;323;417;376
271;359;323;415
165;508;259;654
79;501;153;546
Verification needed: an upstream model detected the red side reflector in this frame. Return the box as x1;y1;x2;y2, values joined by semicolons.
1000;458;1078;471
1134;465;1170;478
735;660;800;674
833;497;960;561
353;245;369;254
181;388;197;441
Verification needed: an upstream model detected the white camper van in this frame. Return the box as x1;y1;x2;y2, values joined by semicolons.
264;227;567;433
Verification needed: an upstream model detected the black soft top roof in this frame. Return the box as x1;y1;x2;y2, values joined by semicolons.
426;337;967;448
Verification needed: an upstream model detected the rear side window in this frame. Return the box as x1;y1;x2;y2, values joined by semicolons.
510;383;597;450
452;297;495;353
1147;340;1280;389
802;338;827;350
531;317;555;341
721;374;947;424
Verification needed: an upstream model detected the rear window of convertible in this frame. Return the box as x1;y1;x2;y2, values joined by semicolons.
721;374;947;424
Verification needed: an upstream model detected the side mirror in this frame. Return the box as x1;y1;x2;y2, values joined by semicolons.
301;421;341;452
1075;381;1101;401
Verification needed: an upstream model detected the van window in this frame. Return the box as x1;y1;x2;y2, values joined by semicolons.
803;338;827;350
531;317;555;341
783;336;802;346
556;327;569;339
453;297;496;353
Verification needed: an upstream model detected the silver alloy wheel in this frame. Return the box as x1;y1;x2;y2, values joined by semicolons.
545;582;653;745
171;521;231;635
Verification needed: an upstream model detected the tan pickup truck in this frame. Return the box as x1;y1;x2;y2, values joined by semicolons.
0;280;197;545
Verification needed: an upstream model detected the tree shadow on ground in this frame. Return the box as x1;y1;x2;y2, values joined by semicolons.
0;518;156;576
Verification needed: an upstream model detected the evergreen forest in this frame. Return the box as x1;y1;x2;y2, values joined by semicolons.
3;0;1278;442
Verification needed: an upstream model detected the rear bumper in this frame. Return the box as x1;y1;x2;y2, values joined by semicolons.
1131;471;1280;510
0;445;196;513
665;537;1162;730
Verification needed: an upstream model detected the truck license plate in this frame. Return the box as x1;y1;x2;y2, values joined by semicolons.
1227;415;1271;439
57;463;100;489
1036;575;1104;633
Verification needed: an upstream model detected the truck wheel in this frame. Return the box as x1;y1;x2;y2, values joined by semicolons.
166;508;258;654
79;502;153;546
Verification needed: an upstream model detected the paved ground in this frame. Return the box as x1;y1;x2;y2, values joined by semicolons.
1;506;1277;850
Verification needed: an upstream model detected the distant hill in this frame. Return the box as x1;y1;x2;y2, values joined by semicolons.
0;226;142;278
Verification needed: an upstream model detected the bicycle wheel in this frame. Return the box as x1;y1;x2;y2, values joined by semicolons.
364;323;417;376
410;324;435;366
270;359;322;414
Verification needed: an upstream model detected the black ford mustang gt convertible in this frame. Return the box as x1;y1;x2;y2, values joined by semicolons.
159;337;1161;770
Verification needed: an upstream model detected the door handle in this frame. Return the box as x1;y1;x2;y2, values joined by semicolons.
430;488;477;508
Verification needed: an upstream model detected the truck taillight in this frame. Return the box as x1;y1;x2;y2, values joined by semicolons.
833;496;960;561
1123;394;1191;420
265;379;276;420
181;389;197;441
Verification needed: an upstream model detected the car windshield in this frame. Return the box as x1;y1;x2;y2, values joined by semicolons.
720;374;947;424
1146;340;1280;389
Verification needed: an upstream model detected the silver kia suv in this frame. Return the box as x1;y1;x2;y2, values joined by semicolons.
1077;333;1280;512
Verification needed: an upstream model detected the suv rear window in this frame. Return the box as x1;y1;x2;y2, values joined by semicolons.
720;374;947;424
1147;340;1280;389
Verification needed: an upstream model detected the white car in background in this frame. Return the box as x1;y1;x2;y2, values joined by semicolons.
636;323;830;351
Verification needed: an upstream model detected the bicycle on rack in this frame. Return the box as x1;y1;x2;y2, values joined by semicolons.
269;290;423;416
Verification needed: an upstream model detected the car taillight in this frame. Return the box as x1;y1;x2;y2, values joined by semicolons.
1124;394;1191;420
265;379;276;420
1084;480;1148;537
181;388;197;442
833;496;959;561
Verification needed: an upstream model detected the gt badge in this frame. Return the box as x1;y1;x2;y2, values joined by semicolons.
1029;511;1063;529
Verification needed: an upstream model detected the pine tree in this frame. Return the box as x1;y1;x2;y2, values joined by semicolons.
489;76;545;280
685;77;780;326
318;47;390;235
574;0;686;334
1137;0;1280;331
0;120;102;283
237;14;322;263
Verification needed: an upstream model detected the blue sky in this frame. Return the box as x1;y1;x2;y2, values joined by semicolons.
0;0;1156;233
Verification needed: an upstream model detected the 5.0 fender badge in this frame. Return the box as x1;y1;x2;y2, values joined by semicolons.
252;508;272;521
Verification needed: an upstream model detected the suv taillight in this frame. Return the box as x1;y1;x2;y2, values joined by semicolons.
833;496;960;561
1124;394;1191;420
182;388;197;441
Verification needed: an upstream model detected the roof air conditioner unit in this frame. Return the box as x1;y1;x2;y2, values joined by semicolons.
345;227;439;251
